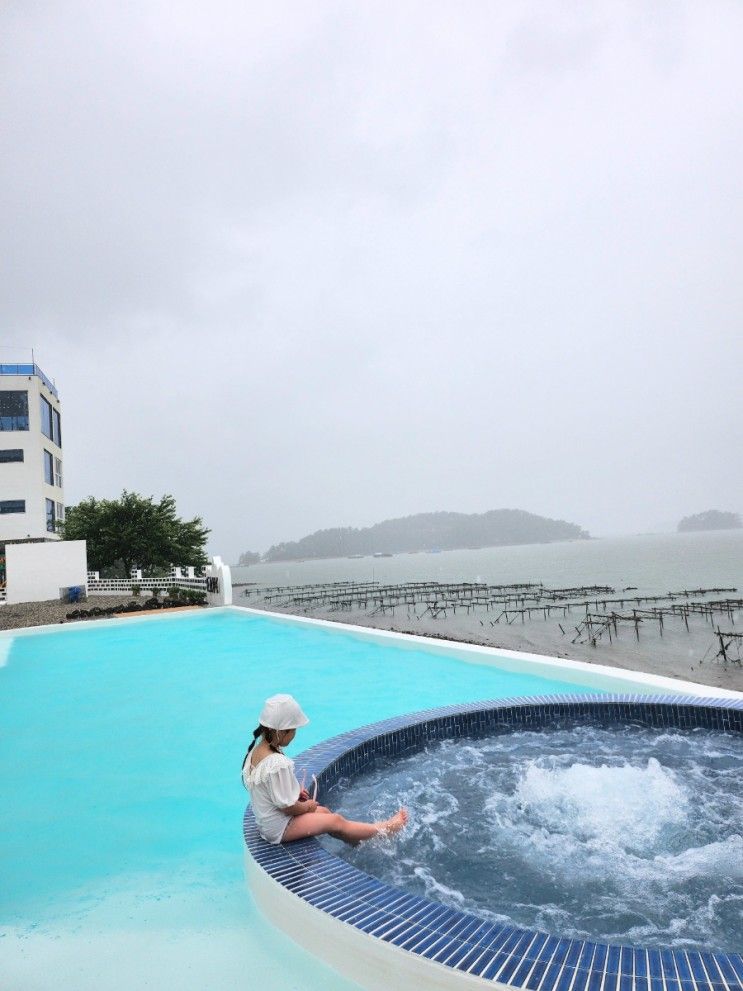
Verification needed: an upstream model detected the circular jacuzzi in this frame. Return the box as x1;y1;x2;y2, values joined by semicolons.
244;695;743;991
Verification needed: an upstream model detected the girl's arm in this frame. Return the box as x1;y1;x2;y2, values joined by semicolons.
282;798;319;816
270;763;317;816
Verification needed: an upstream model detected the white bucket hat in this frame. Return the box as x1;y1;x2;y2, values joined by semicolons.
259;694;309;731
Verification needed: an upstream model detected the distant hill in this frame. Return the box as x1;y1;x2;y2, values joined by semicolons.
677;510;741;533
263;509;589;563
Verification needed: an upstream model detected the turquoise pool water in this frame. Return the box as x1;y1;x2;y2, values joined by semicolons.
1;608;603;990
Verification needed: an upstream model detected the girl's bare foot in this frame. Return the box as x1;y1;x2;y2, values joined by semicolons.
377;808;408;836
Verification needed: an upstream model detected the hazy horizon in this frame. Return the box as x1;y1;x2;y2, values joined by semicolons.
240;505;742;560
3;2;741;559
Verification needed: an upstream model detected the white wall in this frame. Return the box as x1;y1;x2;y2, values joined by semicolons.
206;556;232;606
5;540;87;604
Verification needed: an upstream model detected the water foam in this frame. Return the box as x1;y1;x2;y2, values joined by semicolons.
511;757;687;854
328;724;743;950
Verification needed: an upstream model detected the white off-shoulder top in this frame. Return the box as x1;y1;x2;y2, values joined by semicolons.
242;751;300;844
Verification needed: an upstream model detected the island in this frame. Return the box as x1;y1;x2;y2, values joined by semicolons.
677;510;741;533
263;509;589;563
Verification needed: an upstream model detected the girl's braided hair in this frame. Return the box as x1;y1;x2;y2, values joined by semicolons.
241;724;282;785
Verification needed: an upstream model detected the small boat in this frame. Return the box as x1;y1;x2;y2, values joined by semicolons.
347;554;364;559
372;552;393;558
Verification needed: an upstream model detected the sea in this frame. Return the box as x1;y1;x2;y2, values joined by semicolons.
231;530;743;691
232;530;743;595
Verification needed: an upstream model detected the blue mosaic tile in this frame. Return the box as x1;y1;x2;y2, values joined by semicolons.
687;951;714;991
540;941;573;990
434;916;484;956
587;967;605;991
619;945;634;976
244;695;743;991
716;954;743;989
728;955;743;986
554;967;576;991
674;952;693;985
701;953;725;985
497;932;543;984
570;964;595;991
469;947;502;978
606;945;621;974
355;909;398;934
481;948;520;982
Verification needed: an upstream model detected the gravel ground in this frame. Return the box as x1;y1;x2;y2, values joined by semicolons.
0;596;162;630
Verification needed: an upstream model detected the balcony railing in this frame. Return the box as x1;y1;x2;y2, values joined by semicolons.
0;364;58;399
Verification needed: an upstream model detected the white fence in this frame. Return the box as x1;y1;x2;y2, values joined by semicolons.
87;576;208;596
86;558;231;606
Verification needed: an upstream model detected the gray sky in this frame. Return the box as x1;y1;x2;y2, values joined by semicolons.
2;1;741;558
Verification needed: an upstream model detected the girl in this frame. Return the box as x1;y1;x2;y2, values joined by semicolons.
242;694;408;845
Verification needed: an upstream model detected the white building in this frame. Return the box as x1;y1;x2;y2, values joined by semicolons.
0;361;65;542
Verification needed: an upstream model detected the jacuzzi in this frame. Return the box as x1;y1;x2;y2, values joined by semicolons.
244;695;743;991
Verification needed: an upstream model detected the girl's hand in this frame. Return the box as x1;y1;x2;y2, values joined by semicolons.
304;799;319;813
299;788;310;801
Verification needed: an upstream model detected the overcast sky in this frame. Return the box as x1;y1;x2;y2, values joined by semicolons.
2;1;741;558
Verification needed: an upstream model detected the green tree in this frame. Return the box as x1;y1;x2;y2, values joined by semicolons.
61;491;210;577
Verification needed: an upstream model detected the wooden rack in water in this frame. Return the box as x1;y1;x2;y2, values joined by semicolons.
243;580;740;663
714;629;743;665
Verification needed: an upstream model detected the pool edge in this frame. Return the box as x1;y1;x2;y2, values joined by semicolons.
231;605;743;700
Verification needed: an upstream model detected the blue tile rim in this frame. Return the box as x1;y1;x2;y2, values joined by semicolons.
244;694;743;989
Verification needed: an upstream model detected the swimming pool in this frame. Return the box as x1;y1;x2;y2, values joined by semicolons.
0;607;729;990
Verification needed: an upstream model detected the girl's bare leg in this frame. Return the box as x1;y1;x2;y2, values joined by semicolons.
282;808;408;846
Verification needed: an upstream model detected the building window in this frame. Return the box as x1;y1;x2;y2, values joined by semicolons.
55;457;63;487
41;398;62;446
0;391;29;431
0;500;26;514
40;395;53;440
44;449;54;485
56;502;65;523
53;408;62;447
46;498;56;532
0;449;24;463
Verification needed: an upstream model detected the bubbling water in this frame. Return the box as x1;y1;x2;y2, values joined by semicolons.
323;724;743;950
